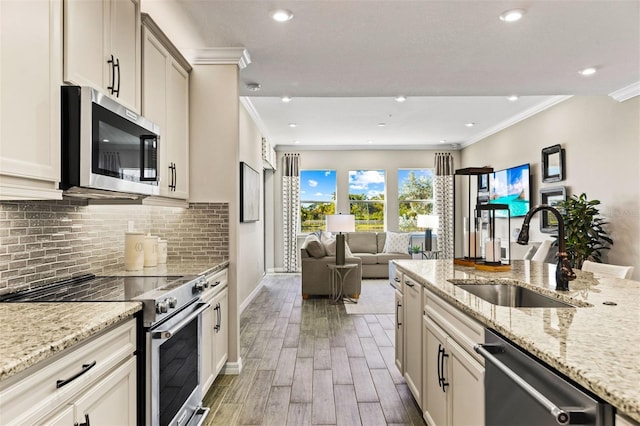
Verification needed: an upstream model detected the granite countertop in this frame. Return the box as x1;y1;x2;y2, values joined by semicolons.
0;259;229;383
0;302;142;382
102;258;229;278
393;259;640;422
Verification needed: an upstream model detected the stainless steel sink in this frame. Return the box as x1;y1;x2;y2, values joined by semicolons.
454;284;576;308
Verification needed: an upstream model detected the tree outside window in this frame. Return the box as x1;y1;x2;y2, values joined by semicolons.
349;170;385;231
300;170;336;232
398;169;434;231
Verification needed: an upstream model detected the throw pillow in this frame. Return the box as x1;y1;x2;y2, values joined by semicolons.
303;234;326;258
321;232;336;256
383;231;411;254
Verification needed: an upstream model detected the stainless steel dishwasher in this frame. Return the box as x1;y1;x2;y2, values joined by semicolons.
475;329;614;426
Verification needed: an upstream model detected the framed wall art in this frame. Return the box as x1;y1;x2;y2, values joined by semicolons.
240;162;260;222
540;186;567;233
542;144;565;182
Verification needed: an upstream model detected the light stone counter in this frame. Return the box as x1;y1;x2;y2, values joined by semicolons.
0;260;228;383
393;259;640;422
0;301;141;382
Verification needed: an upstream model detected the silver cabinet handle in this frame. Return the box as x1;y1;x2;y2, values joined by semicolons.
475;344;570;425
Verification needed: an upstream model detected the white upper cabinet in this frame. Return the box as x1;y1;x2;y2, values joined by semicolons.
64;0;141;112
142;14;190;200
0;0;63;200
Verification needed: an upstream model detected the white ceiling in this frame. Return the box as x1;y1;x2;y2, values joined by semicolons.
155;0;640;149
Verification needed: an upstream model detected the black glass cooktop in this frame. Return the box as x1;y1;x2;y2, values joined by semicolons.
0;274;193;303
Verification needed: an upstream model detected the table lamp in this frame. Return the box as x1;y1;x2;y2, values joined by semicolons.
417;214;439;252
326;214;356;265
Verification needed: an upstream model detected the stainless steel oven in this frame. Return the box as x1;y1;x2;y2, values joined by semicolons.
0;274;211;426
148;299;209;426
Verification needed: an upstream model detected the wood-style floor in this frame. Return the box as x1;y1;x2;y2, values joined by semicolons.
203;274;426;426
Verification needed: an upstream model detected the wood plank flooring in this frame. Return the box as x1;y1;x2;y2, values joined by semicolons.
203;274;425;426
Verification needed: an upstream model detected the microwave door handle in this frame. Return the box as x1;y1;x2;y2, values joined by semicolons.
139;136;158;182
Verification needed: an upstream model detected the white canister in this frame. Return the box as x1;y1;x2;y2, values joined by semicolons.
144;235;159;267
157;239;168;264
124;232;145;271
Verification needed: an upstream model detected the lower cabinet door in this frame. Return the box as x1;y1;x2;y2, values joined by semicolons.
394;289;404;373
213;288;229;375
448;338;484;426
201;294;216;394
73;357;137;426
423;316;448;426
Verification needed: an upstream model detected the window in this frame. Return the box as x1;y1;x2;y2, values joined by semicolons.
398;169;434;231
349;170;385;231
300;170;336;232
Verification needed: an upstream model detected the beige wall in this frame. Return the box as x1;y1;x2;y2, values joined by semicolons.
461;96;640;279
271;149;460;271
238;103;266;305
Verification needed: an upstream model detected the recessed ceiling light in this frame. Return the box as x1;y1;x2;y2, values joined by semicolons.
394;96;407;102
367;140;373;144
288;123;297;128
507;95;519;101
377;123;387;127
246;83;261;91
465;122;475;127
499;9;526;22
294;140;300;144
440;140;447;144
578;67;597;76
281;96;292;103
271;9;294;22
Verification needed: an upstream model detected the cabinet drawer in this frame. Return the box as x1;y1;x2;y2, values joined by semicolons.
424;288;484;363
0;319;136;425
203;269;228;301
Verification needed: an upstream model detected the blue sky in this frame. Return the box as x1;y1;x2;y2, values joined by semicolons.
300;170;336;202
349;170;385;199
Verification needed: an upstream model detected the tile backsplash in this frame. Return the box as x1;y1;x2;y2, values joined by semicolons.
0;199;228;294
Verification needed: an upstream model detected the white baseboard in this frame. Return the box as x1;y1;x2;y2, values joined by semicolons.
240;279;266;314
221;357;242;375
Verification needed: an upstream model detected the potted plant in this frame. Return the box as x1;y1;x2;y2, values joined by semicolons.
555;193;613;269
410;245;422;259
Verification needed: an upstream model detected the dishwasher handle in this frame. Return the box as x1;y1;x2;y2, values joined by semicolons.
475;343;570;425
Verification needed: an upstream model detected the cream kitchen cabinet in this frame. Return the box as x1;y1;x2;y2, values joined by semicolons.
0;0;62;200
423;287;485;426
142;14;191;200
201;269;229;394
0;319;137;425
394;287;404;372
64;0;141;112
403;274;423;407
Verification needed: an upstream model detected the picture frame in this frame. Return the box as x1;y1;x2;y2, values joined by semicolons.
542;144;565;182
240;162;260;222
540;186;567;233
477;173;489;192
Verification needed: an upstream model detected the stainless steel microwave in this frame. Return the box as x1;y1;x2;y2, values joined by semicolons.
61;86;160;198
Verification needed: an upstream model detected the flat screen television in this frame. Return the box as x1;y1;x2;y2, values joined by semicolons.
488;163;530;217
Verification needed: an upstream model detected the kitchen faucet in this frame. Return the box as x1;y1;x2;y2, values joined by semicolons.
517;205;576;291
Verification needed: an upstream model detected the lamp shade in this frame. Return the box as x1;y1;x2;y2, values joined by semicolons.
417;214;439;230
326;214;355;233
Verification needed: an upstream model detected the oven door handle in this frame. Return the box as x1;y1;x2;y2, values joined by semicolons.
152;302;210;340
475;344;570;425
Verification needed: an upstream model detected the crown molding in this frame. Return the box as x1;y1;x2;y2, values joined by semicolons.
274;144;458;152
239;97;270;139
183;47;251;69
609;81;640;102
461;95;573;148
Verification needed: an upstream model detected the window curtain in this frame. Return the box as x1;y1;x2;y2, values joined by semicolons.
282;153;300;272
434;152;454;259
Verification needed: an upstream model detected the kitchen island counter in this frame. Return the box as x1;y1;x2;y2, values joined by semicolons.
393;259;640;422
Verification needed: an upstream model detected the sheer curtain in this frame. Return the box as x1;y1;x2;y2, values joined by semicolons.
282;153;300;272
434;152;454;259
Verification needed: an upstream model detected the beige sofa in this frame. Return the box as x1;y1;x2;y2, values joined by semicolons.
300;232;411;299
